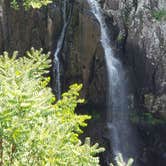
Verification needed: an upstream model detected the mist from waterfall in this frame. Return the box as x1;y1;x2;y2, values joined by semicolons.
87;0;138;162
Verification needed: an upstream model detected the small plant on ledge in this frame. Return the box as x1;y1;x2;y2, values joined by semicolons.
152;9;166;21
110;153;134;166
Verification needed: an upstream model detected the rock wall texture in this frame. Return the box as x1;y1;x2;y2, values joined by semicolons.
0;0;107;106
62;0;107;105
102;0;166;165
0;0;62;55
103;0;166;118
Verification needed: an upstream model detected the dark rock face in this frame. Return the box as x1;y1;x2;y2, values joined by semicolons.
62;0;107;105
103;0;166;165
103;0;166;118
0;0;62;55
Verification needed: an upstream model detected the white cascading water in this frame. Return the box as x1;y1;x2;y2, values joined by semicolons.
87;0;138;162
53;0;68;100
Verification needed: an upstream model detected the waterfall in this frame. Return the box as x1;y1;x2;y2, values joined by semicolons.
87;0;138;162
53;0;71;99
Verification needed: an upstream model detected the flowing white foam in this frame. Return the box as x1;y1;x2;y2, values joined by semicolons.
53;0;68;99
87;0;138;161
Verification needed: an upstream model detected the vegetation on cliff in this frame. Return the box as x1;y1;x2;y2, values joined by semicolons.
152;9;166;21
10;0;52;9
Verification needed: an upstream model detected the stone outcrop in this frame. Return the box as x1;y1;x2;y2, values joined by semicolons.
102;0;166;165
103;0;166;118
0;0;62;55
62;0;107;105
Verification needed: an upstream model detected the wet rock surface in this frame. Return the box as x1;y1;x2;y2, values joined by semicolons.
103;0;166;117
0;0;62;55
103;0;166;165
62;0;107;105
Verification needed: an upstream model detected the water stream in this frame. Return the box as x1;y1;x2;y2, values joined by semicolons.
87;0;138;162
53;0;71;99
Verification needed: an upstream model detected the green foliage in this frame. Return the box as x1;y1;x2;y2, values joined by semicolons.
10;0;52;9
116;33;124;42
0;48;104;165
152;9;166;21
90;110;100;121
130;112;165;125
110;153;134;166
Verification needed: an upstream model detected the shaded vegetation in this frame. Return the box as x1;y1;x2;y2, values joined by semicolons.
152;9;166;21
130;111;165;125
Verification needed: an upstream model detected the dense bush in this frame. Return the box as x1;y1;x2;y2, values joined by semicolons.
152;9;166;21
10;0;52;9
0;48;104;165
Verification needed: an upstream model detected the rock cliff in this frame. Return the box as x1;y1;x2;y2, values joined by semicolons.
103;0;166;165
62;0;107;105
0;0;165;165
103;0;166;119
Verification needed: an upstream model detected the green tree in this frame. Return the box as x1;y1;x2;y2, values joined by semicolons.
10;0;52;9
152;9;166;21
0;48;104;165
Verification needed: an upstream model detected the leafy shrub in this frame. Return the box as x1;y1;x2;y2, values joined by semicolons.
0;48;104;165
152;9;166;21
10;0;52;9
